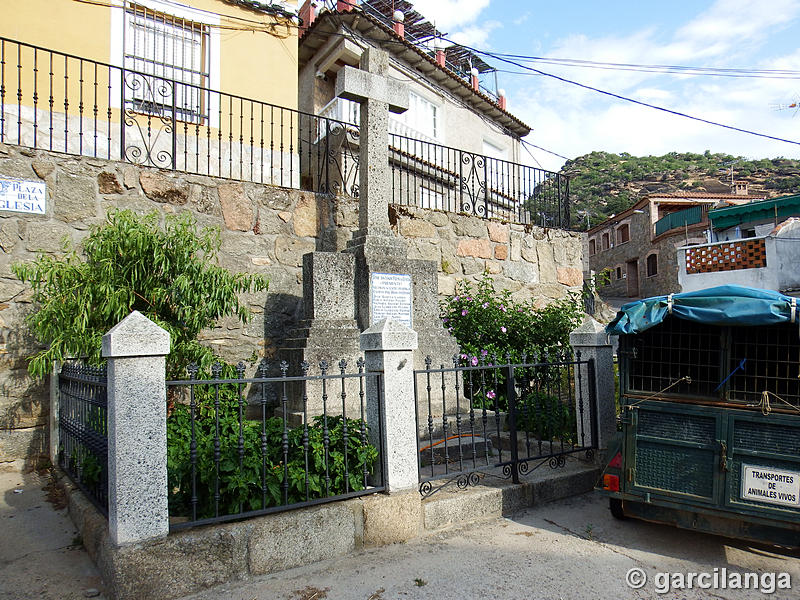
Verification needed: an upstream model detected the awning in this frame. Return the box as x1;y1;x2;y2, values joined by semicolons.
709;194;800;230
606;285;799;335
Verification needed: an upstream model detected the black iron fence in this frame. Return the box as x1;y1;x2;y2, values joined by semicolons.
57;361;109;516
0;37;570;228
390;133;571;229
0;37;356;190
415;351;596;497
165;359;385;530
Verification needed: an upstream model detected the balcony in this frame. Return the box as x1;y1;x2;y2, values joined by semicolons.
0;36;571;229
654;205;709;237
678;221;800;292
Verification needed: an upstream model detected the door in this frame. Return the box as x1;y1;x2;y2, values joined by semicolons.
626;259;639;297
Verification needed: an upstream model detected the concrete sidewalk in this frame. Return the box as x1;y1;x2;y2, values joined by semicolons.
0;464;106;600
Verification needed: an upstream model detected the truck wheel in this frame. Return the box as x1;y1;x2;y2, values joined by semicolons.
609;498;626;520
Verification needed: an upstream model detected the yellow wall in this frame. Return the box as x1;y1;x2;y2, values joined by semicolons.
0;0;298;110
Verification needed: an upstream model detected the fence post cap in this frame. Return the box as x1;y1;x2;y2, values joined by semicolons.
360;318;418;351
102;310;170;358
569;315;609;347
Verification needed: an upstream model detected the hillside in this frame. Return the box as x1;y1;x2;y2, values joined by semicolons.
561;151;800;229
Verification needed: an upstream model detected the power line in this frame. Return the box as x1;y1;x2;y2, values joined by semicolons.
448;40;800;148
521;139;570;161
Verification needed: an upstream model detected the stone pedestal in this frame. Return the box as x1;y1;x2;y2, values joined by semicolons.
361;319;419;492
102;311;170;546
570;316;616;453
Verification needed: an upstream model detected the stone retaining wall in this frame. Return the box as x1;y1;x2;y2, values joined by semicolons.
0;145;584;464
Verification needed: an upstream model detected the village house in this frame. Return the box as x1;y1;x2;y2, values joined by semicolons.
678;193;800;294
587;186;766;299
296;0;568;226
0;0;299;183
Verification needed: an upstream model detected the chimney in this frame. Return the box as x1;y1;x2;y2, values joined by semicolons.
393;10;405;38
734;181;749;196
337;0;356;11
434;40;446;67
498;88;507;110
470;67;479;92
299;0;316;35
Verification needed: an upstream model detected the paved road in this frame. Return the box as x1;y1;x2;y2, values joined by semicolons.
0;467;106;600
183;492;800;600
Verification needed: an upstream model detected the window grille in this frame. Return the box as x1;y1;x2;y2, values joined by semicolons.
124;3;210;123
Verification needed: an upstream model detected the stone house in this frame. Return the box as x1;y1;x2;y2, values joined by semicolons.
588;188;765;299
678;193;800;293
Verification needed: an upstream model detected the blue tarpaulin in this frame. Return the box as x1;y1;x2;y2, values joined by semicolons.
606;285;799;335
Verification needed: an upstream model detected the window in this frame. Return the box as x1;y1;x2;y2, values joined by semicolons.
646;253;658;277
617;223;630;244
402;91;439;140
616;266;622;280
124;4;210;122
588;239;596;256
601;232;610;251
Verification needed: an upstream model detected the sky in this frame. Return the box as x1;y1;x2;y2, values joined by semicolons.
409;0;800;172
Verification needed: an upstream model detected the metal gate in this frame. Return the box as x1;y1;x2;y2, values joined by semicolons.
414;352;598;497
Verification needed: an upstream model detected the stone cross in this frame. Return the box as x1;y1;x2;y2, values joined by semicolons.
336;47;409;233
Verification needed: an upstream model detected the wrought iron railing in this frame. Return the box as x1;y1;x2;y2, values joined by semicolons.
0;36;570;228
415;351;596;498
654;205;708;236
0;37;356;191
58;361;109;516
165;359;384;530
390;133;570;228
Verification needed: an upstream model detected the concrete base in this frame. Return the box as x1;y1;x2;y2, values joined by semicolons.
58;459;600;600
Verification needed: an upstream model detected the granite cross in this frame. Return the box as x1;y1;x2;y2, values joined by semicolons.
336;47;409;233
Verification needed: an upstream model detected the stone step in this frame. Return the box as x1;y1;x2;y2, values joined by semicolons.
418;435;494;468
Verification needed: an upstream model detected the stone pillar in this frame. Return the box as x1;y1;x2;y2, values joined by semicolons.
102;311;170;546
570;316;616;453
49;361;60;465
360;318;418;492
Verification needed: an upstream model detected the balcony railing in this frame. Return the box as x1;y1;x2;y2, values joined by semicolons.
0;37;569;228
654;205;708;236
684;237;767;274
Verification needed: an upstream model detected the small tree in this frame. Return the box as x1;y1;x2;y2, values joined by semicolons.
13;209;268;378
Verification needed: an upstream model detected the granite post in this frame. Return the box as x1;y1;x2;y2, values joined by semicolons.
102;311;171;546
49;361;60;465
570;316;616;453
361;318;418;492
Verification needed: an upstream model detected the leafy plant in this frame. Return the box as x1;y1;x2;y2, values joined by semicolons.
166;385;379;518
13;209;268;378
440;274;582;442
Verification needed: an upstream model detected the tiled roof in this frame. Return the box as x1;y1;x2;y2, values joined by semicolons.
646;192;766;200
298;9;531;138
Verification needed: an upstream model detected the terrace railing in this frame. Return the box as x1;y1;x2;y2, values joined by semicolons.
0;37;570;228
654;205;708;237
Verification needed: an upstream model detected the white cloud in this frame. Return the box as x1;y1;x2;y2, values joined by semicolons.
507;1;800;171
409;0;491;30
450;20;501;49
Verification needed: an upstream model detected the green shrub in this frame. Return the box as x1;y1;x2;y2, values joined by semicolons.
440;274;582;442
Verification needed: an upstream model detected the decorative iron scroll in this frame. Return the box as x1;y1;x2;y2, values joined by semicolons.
122;71;175;169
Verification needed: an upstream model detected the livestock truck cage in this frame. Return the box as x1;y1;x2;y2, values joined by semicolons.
599;285;800;546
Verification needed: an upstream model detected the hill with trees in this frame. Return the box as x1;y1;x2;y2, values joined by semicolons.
561;151;800;230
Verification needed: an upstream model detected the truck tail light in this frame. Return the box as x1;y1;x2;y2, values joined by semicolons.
603;474;620;492
608;452;622;468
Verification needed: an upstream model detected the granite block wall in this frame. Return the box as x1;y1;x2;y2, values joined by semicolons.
0;145;583;464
